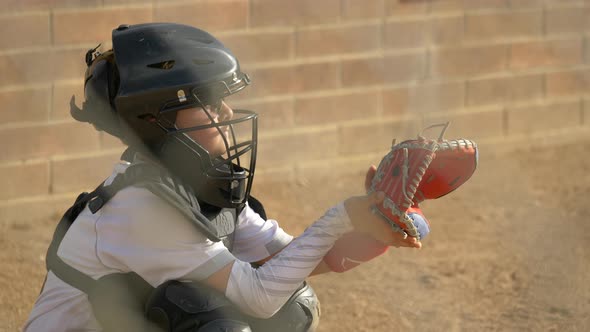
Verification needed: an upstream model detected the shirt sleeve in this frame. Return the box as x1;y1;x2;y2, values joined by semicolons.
225;202;353;318
230;203;293;263
93;186;236;287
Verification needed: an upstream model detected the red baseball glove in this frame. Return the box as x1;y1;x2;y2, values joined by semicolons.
369;122;478;240
369;136;437;240
324;123;478;272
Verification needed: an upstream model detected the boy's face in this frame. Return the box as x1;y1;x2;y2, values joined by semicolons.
175;100;234;157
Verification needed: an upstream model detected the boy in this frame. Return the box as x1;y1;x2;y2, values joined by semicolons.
24;22;421;332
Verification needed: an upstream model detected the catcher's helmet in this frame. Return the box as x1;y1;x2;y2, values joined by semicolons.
71;23;257;209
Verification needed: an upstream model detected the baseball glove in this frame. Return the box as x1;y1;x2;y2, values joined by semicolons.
369;122;478;240
369;135;437;240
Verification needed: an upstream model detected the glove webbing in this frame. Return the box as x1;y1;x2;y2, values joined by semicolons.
371;140;437;238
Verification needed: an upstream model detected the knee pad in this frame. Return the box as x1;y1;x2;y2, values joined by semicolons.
145;280;251;332
247;281;321;332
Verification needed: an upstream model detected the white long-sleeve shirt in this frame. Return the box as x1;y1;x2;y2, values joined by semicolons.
24;160;352;331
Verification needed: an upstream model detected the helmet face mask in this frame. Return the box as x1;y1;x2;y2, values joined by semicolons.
157;92;258;208
75;23;258;208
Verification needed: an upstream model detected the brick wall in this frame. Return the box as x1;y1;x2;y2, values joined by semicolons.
1;0;589;222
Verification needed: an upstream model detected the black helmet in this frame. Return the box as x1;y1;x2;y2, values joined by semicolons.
71;23;257;209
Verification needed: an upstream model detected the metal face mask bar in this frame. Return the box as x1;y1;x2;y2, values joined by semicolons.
157;91;258;206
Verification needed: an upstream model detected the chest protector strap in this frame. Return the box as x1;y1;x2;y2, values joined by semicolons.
45;188;162;332
46;192;96;293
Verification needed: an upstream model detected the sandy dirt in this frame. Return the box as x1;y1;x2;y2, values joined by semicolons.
2;138;589;331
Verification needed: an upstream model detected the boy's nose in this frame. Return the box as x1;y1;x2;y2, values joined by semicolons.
218;101;234;122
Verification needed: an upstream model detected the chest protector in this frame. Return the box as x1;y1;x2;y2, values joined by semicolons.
121;161;238;250
43;161;260;332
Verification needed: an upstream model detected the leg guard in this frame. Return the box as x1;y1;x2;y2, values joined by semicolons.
247;281;321;332
145;280;251;332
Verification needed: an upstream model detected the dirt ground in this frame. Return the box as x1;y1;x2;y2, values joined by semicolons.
2;137;590;331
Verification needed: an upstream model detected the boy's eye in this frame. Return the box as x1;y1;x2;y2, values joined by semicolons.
201;98;223;114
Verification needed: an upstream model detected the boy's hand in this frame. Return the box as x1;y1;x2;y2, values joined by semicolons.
344;192;421;248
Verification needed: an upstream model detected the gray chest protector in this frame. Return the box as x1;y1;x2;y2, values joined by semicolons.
43;161;243;331
125;162;239;250
43;160;318;332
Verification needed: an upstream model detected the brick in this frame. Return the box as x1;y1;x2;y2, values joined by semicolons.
342;0;385;20
2;0;101;11
462;0;510;10
545;7;590;35
429;0;467;13
103;0;145;4
52;48;88;81
425;109;504;140
56;0;101;7
0;122;100;162
0;52;50;87
220;31;294;65
0;161;49;200
257;128;339;167
465;10;543;41
52;81;84;120
467;74;544;106
51;153;119;193
384;16;464;49
296;24;381;58
429;16;465;46
293;62;340;92
294;90;380;126
382;81;465;117
384;0;429;16
53;7;152;45
233;98;295;133
245;65;292;98
338;118;419;155
0;88;50;124
342;52;427;87
384;19;429;49
546;69;590;97
99;131;126;150
510;39;583;69
585;99;590;126
508;0;544;8
0;195;75;224
343;57;384;86
0;13;50;50
430;44;508;79
246;62;341;98
154;0;247;32
0;48;87;86
544;0;586;7
430;0;509;12
507;101;582;134
251;0;340;27
380;87;409;118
